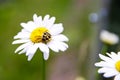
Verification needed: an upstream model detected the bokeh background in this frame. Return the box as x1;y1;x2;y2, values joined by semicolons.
0;0;120;80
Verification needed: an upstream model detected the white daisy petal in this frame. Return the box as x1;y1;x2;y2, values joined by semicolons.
12;39;30;44
95;61;114;68
60;42;68;48
43;15;50;22
38;43;49;60
26;44;39;61
47;41;59;52
50;23;63;35
45;17;55;29
118;52;120;55
103;71;118;78
57;42;68;51
99;54;114;63
20;23;31;32
114;74;120;80
14;42;30;53
28;54;34;61
20;21;36;32
106;52;116;59
14;31;30;39
14;29;29;39
52;34;69;42
14;29;30;39
48;17;55;26
18;48;26;54
33;14;42;26
43;52;49;60
98;67;117;74
48;41;68;52
33;14;38;21
18;42;32;54
98;68;108;73
42;15;51;27
107;52;120;61
26;43;38;56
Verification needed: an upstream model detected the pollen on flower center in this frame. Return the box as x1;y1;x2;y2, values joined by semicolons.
115;60;120;72
30;27;51;43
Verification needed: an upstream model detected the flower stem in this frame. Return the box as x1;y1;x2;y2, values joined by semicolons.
101;44;108;54
42;54;46;80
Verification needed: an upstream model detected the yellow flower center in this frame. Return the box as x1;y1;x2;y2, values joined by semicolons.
30;27;51;43
115;60;120;72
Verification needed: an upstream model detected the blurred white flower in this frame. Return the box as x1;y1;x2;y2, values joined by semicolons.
12;14;69;61
100;30;119;45
75;76;85;80
95;52;120;80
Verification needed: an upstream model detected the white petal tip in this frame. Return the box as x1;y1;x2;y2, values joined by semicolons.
33;14;38;19
12;42;14;44
43;53;49;60
26;53;34;61
27;59;31;61
20;23;25;26
14;51;17;53
99;54;102;57
45;14;50;17
44;58;48;60
66;39;69;42
33;14;37;17
27;56;32;61
13;36;17;39
94;63;98;66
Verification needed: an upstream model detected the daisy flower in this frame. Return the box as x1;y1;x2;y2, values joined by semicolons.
100;30;119;45
95;52;120;80
12;14;69;61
